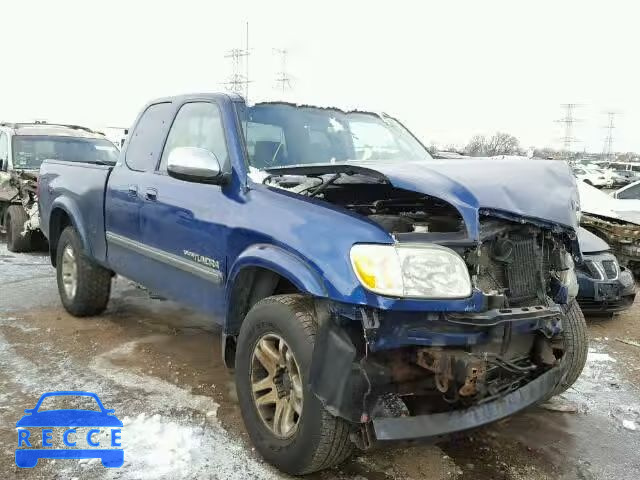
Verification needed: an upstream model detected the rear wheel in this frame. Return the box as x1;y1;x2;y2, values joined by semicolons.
56;226;112;316
235;295;353;475
5;205;33;252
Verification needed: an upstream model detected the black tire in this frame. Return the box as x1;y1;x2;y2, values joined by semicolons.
56;226;111;317
5;205;33;252
550;300;589;397
235;294;353;475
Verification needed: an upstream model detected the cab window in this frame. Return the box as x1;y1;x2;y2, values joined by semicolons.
159;102;228;172
125;102;173;172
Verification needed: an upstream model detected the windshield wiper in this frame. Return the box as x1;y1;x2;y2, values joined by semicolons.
89;160;116;166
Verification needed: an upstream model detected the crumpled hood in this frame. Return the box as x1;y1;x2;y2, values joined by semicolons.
578;226;610;253
267;158;580;240
578;180;640;225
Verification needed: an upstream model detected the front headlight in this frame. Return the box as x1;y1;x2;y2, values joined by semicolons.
350;244;472;298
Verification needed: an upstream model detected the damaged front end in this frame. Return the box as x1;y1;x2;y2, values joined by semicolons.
264;164;580;444
576;180;640;274
309;216;573;444
310;303;564;443
581;214;640;274
6;170;40;234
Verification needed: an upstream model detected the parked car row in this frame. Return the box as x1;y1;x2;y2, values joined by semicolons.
573;166;611;188
572;160;640;189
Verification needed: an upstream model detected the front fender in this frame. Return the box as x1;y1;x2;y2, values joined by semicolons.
227;243;328;298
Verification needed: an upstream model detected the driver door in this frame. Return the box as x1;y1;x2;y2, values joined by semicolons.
138;101;233;319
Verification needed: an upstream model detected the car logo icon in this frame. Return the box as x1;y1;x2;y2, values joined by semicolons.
15;391;123;468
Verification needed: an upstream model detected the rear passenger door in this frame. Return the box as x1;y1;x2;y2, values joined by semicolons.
105;102;174;283
138;101;233;319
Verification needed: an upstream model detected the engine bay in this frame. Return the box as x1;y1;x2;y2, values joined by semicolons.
265;172;578;307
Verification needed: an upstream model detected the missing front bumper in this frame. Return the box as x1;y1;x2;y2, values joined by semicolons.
372;366;561;441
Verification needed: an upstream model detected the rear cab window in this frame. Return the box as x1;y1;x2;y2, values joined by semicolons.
125;102;174;172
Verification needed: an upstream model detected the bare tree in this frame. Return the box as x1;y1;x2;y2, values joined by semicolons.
484;132;520;156
464;135;487;156
464;132;521;157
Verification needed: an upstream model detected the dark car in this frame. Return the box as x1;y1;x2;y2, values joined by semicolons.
576;227;636;316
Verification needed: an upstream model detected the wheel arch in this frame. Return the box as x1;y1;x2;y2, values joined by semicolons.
48;200;90;267
222;245;328;368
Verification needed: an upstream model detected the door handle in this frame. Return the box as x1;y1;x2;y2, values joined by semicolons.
128;185;138;196
144;188;158;201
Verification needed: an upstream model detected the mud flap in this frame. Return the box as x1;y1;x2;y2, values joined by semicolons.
308;318;368;423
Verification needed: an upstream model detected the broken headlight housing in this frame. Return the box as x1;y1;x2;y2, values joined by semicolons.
553;251;580;302
350;244;472;298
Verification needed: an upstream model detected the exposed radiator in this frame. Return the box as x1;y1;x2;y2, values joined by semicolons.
504;237;540;303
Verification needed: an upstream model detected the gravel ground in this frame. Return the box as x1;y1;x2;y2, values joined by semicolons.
1;242;639;480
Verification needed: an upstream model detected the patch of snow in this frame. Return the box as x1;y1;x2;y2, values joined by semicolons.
91;337;281;479
587;352;617;363
622;419;637;431
0;327;282;479
328;117;344;132
248;166;269;184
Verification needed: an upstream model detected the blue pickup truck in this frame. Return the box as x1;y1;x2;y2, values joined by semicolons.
39;93;587;475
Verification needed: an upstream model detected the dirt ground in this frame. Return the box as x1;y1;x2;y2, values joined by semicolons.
1;243;639;479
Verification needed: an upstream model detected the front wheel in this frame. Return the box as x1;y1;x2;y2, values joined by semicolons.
56;226;112;317
235;295;353;475
550;300;589;397
5;205;33;252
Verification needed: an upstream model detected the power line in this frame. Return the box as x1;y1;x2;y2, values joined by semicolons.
274;48;292;93
556;103;581;160
223;22;251;101
602;112;617;161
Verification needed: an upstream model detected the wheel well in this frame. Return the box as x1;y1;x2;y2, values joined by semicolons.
0;202;7;228
1;201;24;228
223;267;300;368
49;208;72;266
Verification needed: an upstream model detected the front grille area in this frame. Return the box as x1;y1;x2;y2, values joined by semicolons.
584;260;604;280
582;258;619;280
601;260;618;279
475;233;545;306
505;238;540;303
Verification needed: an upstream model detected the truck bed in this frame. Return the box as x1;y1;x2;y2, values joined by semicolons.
39;160;113;264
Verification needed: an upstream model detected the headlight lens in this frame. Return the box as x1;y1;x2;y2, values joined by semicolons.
350;244;472;298
349;244;403;296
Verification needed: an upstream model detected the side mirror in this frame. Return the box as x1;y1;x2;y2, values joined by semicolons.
167;147;226;184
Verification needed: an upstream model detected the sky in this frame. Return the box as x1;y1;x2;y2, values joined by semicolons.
2;0;639;152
